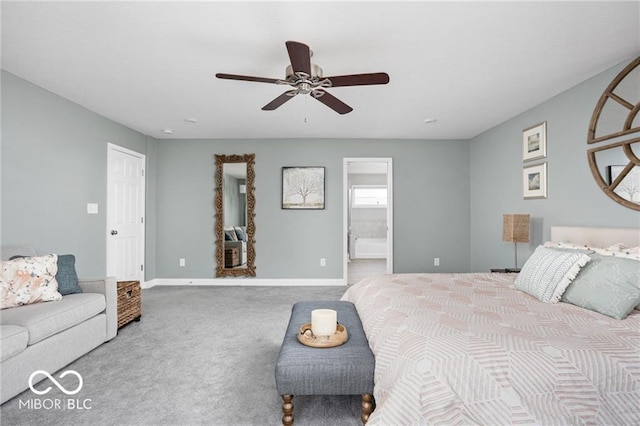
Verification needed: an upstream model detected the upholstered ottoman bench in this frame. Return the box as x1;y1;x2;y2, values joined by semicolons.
275;301;375;425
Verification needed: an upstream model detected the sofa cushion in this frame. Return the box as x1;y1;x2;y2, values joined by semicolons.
0;293;105;345
1;254;62;309
0;325;28;361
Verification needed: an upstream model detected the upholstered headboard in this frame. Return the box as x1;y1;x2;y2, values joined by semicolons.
550;226;640;248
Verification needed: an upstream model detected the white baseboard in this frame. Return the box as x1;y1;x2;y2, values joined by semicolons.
143;278;346;288
141;279;159;289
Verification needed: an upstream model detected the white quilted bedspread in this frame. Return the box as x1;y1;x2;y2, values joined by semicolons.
341;273;640;425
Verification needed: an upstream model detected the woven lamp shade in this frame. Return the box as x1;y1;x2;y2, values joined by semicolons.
502;214;530;243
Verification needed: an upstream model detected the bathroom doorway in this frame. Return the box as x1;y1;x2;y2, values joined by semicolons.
343;158;393;285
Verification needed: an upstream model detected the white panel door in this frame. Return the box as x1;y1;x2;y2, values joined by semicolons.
107;143;145;282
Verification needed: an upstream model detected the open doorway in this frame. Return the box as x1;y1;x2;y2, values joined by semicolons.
343;158;393;285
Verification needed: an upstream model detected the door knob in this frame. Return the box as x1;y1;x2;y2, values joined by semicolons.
111;230;118;235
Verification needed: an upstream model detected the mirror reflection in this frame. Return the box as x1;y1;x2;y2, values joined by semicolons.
214;154;256;277
223;163;247;268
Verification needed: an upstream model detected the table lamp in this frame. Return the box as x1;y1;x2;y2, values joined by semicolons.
502;214;530;270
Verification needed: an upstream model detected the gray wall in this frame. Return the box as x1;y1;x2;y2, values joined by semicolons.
469;58;640;272
1;71;157;277
5;57;638;282
155;138;471;278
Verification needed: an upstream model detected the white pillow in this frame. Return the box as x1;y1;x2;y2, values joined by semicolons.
515;246;590;303
543;241;595;252
594;246;640;261
1;254;62;309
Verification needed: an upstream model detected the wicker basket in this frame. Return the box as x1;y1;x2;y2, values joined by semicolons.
117;281;142;328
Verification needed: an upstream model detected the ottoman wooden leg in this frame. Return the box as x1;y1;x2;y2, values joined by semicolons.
281;394;294;426
361;394;374;424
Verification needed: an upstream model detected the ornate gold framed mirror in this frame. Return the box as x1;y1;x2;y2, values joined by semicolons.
214;153;256;277
588;56;640;211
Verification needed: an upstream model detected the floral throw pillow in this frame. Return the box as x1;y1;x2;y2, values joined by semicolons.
0;254;62;309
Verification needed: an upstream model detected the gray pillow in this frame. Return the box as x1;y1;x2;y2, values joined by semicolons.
56;254;82;295
561;253;640;320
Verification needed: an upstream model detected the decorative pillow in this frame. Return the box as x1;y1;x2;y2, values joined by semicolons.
594;247;640;261
544;241;596;252
606;243;629;252
234;226;246;242
55;255;82;296
224;228;238;241
561;253;640;319
515;246;590;303
0;254;62;309
10;254;83;296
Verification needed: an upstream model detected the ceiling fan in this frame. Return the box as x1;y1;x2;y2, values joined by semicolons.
216;41;390;114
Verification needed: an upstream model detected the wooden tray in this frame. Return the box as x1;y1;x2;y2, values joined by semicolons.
297;323;348;348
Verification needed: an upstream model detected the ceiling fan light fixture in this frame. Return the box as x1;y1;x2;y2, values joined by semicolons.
216;40;389;114
298;82;312;94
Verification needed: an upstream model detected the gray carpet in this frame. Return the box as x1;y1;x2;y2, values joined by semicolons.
0;285;366;426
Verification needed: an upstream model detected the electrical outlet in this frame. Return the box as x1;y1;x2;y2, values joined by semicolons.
179;258;186;267
434;257;440;266
320;258;326;267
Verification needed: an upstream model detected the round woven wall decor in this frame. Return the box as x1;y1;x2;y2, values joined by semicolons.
587;56;640;211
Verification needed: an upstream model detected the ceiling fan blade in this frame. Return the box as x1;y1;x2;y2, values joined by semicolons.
262;91;297;111
285;41;311;75
216;73;280;84
312;90;353;114
324;72;390;87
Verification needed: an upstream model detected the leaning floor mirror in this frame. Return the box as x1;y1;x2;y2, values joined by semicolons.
214;153;256;277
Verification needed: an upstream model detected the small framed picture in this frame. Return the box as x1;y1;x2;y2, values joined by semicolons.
522;122;547;162
523;162;547;199
282;167;325;209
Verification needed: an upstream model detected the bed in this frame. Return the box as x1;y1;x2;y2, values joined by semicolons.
341;226;640;425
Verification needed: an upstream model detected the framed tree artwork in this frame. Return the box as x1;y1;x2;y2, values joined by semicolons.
282;167;325;209
607;165;640;204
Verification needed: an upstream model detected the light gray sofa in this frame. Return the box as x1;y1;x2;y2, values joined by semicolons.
0;246;118;404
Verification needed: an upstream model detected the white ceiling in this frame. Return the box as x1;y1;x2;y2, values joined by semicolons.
2;1;639;140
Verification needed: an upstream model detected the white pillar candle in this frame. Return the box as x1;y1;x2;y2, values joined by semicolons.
311;309;337;336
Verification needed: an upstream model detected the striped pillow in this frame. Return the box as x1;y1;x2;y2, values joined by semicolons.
515;246;590;303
